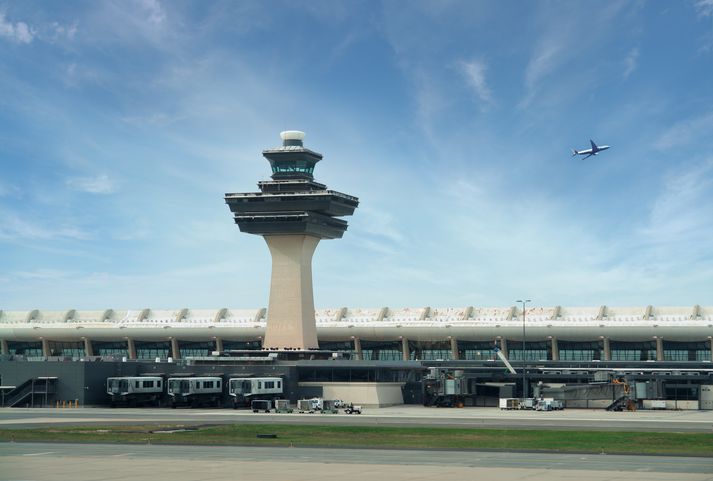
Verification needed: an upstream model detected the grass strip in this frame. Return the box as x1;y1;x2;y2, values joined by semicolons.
1;423;712;456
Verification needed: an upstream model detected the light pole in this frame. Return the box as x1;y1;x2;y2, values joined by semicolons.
516;299;531;398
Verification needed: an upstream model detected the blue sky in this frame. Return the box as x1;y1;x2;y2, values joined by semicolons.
1;0;713;310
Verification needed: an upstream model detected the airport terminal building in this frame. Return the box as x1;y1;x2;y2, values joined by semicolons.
1;304;713;411
2;132;712;410
1;305;712;363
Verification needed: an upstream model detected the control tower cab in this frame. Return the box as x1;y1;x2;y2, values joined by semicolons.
225;131;358;350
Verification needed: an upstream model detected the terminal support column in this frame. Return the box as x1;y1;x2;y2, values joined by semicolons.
126;338;136;360
499;338;508;358
710;338;713;362
449;337;459;360
263;234;320;350
655;337;664;361
550;337;559;361
0;339;8;355
214;337;223;353
41;338;50;357
83;338;94;357
401;337;410;361
601;337;611;361
170;338;180;360
353;337;362;360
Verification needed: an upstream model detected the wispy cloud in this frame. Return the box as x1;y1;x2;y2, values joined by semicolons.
654;111;713;150
51;21;78;41
0;181;20;197
65;174;117;194
0;12;34;43
523;41;565;106
694;0;713;17
623;47;639;79
0;212;90;241
641;159;713;246
457;59;493;108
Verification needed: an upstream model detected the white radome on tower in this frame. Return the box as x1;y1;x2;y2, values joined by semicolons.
280;130;305;141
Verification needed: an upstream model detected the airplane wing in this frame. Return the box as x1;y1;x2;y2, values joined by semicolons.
581;153;594;160
590;139;598;150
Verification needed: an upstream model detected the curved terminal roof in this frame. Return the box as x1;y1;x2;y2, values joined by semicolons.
1;305;712;342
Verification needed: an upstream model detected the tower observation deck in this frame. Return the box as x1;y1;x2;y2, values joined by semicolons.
225;131;359;350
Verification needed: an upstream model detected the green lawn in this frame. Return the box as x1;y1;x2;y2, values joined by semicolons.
1;424;712;456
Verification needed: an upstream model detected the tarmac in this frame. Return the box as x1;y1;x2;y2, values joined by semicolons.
2;405;713;432
1;443;712;481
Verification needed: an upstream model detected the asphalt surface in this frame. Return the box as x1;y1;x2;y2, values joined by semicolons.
1;443;712;481
2;406;713;432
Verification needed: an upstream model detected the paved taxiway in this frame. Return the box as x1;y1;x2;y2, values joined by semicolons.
1;443;711;481
2;405;713;432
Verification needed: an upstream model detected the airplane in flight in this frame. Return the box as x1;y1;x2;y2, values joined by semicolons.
571;139;610;160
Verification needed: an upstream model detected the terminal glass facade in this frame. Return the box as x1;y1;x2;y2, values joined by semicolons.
409;341;452;361
558;341;601;361
6;341;42;357
695;349;712;361
458;341;497;360
179;341;214;358
610;341;657;361
92;341;128;357
222;340;261;351
664;340;711;361
47;341;84;357
360;340;403;361
135;341;170;360
508;341;550;361
319;340;354;356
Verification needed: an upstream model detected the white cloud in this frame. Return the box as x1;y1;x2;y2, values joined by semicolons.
623;47;639;79
694;0;713;17
458;59;493;107
654;111;713;150
0;12;34;44
138;0;167;26
66;174;117;194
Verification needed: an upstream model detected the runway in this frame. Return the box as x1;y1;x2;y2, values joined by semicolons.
2;405;713;432
1;443;711;481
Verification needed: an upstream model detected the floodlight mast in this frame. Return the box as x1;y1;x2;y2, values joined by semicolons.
516;299;531;398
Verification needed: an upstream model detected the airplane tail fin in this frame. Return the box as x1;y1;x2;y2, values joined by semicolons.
571;149;578;156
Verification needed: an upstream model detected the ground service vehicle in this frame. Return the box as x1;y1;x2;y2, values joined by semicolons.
321;399;339;414
107;376;163;407
228;377;283;408
167;376;222;408
251;399;272;413
344;403;362;414
297;398;323;413
535;398;564;411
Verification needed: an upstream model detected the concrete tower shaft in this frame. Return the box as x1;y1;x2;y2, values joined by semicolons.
225;131;358;350
264;235;319;349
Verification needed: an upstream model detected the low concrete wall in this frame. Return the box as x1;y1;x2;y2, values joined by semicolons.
298;382;404;407
642;399;699;410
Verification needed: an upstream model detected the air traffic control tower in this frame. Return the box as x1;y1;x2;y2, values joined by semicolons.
225;131;359;350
